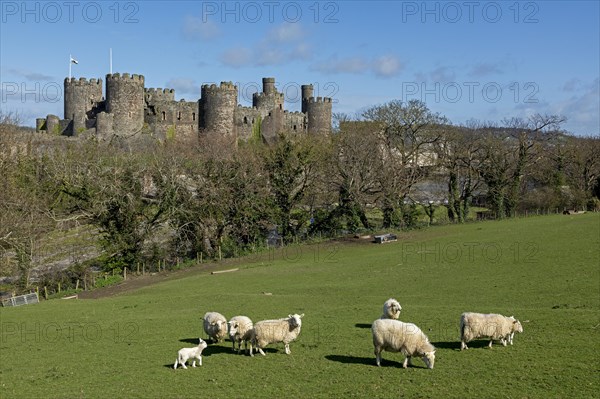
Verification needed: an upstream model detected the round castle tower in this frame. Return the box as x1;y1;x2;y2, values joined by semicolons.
200;82;237;135
64;77;103;131
306;97;332;135
105;73;145;136
252;77;284;117
301;84;314;114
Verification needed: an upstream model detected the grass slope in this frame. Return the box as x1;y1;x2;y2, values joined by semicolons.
1;214;598;398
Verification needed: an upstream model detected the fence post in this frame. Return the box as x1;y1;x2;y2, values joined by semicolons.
58;282;61;293
76;279;79;290
124;267;127;280
44;286;48;300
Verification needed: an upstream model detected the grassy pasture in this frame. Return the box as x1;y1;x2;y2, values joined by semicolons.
1;213;598;398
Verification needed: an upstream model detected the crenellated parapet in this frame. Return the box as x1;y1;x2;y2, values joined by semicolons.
305;96;332;135
145;88;176;103
105;73;145;136
252;77;284;117
64;77;103;122
200;82;238;135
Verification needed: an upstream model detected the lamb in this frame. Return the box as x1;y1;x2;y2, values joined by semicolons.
381;298;402;319
203;311;228;343
252;313;304;356
228;315;254;355
173;338;208;369
460;312;524;350
371;319;436;369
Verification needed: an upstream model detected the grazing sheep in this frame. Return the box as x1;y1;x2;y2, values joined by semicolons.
382;298;402;319
174;338;208;369
203;312;228;343
228;315;254;355
252;313;304;356
371;319;436;369
460;312;524;350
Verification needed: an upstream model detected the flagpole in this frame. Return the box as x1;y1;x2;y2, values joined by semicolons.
110;48;113;74
69;54;72;79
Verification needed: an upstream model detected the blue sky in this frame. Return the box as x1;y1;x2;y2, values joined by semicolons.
1;1;598;135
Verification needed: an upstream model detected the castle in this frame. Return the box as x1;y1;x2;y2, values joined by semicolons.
35;74;332;142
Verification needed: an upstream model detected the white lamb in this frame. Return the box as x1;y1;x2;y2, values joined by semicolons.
228;315;254;355
173;338;208;369
371;318;436;369
381;298;402;319
203;311;228;343
460;312;524;350
252;313;304;356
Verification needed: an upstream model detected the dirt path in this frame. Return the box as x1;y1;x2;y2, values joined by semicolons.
77;259;239;299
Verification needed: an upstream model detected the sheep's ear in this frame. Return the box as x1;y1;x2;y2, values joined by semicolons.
288;314;292;318
513;320;518;324
300;313;304;318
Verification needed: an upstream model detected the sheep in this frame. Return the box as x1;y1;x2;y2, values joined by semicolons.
381;298;402;319
252;313;304;356
460;312;524;350
228;315;254;355
371;319;436;369
203;312;228;343
173;338;208;369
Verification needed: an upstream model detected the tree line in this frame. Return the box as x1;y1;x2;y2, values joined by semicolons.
0;102;598;290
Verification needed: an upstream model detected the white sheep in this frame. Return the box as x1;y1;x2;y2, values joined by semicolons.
203;311;228;343
173;338;208;369
228;315;254;355
371;318;436;369
252;313;304;356
381;298;402;319
460;312;524;350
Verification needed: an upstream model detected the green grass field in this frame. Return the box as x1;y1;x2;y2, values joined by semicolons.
1;214;599;398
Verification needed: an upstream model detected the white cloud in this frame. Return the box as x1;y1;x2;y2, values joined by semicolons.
219;23;312;68
312;54;403;78
267;22;305;43
372;55;403;78
183;15;221;40
219;47;253;68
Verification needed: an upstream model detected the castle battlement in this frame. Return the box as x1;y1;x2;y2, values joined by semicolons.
64;77;102;85
307;97;332;103
201;82;237;92
253;91;284;99
145;88;175;94
106;73;145;83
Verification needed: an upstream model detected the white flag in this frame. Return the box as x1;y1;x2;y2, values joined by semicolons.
70;57;78;64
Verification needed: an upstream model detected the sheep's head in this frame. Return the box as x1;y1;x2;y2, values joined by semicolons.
512;318;523;333
422;350;436;369
384;299;402;319
198;338;208;350
228;321;239;337
288;313;304;329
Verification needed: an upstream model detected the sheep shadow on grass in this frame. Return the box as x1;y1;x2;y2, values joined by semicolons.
325;354;374;366
432;341;462;350
354;323;372;329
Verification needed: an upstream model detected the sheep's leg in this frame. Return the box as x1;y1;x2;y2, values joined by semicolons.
402;356;409;369
181;361;188;370
488;340;493;348
258;347;266;356
374;347;382;367
460;341;468;350
173;360;178;369
191;360;196;368
198;356;202;366
284;343;291;355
